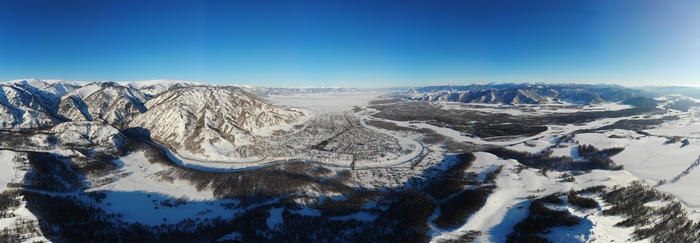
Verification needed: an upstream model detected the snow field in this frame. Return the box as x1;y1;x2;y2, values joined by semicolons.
89;152;238;225
432;151;643;242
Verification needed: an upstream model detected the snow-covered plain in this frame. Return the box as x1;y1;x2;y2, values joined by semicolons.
89;152;239;225
267;92;384;113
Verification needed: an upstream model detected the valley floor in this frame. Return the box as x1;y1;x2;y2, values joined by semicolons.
2;90;700;242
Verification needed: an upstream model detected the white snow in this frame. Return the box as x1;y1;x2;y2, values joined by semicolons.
267;92;384;114
90;152;238;225
0;150;17;192
431;152;642;243
267;207;284;230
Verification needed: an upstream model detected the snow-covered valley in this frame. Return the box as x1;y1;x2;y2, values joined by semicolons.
1;80;700;242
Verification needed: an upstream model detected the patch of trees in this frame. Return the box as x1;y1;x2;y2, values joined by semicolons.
486;147;623;171
200;189;436;242
239;189;435;242
23;190;270;242
665;136;684;145
602;181;699;242
313;190;381;217
0;189;22;215
473;123;548;138
367;98;404;105
451;231;482;242
434;187;493;228
666;99;700;112
24;152;83;192
540;194;563;204
484;165;504;183
71;150;120;178
578;185;606;194
370;101;663;133
83;191;107;203
506;196;581;243
364;120;415;132
172;165;319;198
0;217;42;242
567;189;598;209
541;106;664;125
422;153;477;200
375;189;435;241
665;136;690;148
417;154;496;230
577;144;625;158
594;117;673;131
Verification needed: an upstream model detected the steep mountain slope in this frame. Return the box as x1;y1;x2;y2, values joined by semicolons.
408;83;648;105
128;86;305;159
0;82;61;129
57;82;148;127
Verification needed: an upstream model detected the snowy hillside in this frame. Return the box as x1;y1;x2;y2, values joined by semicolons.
128;86;305;160
0;82;60;129
119;79;205;97
50;121;127;152
57;82;148;127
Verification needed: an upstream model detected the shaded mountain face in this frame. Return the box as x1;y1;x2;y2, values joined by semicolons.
407;83;648;105
127;86;305;158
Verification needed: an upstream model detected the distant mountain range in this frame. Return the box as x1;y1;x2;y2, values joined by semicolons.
405;83;651;105
636;86;700;99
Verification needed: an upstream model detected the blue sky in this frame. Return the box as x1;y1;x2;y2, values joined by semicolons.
0;0;698;88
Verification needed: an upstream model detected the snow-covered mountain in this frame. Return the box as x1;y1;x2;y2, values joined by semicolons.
119;79;205;97
127;86;305;159
0;79;306;159
57;82;148;127
407;83;648;105
637;85;700;99
0;81;62;129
